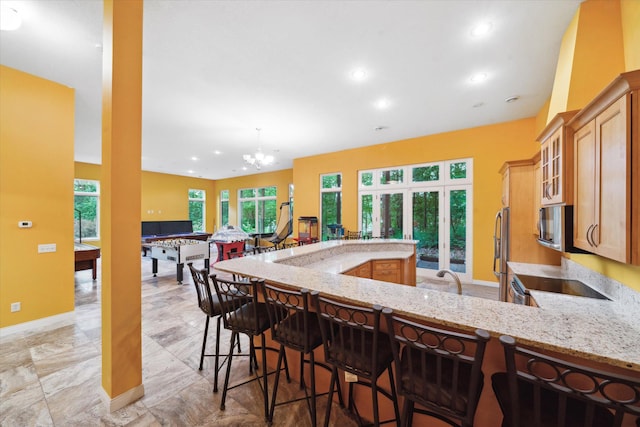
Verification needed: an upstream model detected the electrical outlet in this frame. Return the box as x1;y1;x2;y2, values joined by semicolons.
344;372;358;382
38;243;56;253
11;302;21;312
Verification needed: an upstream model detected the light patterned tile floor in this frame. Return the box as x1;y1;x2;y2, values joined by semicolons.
0;251;360;426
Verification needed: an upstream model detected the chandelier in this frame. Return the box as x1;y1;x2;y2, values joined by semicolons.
243;128;274;170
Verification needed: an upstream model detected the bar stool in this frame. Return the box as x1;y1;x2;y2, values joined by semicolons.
492;335;640;427
210;275;289;421
188;263;240;392
383;308;489;427
311;292;400;427
262;284;343;425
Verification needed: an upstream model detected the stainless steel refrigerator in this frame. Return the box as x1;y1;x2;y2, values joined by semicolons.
493;207;509;302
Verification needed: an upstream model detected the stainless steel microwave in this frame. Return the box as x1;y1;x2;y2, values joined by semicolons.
537;205;582;252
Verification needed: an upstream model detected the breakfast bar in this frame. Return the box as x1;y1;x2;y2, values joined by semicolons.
215;239;640;426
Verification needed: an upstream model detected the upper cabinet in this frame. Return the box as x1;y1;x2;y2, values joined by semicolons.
537;110;578;206
568;70;640;265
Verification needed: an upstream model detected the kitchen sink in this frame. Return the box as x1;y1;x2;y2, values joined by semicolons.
515;274;610;300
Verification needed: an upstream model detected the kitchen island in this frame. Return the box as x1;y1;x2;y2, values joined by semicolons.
214;240;640;425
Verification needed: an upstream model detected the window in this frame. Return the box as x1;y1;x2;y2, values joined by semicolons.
238;186;277;234
358;158;473;281
220;190;229;227
189;189;206;232
74;179;100;241
321;173;342;240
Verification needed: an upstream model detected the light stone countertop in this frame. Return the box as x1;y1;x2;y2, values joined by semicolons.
214;240;640;373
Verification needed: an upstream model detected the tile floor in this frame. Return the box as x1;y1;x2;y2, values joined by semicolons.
0;251;497;426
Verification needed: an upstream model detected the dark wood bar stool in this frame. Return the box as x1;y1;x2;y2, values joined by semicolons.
210;275;289;421
312;292;400;427
188;263;240;393
492;335;640;427
262;284;343;425
383;308;489;427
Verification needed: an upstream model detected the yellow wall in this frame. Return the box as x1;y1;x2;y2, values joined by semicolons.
621;0;640;71
215;169;293;231
548;0;626;121
0;66;75;327
294;118;540;283
141;170;216;231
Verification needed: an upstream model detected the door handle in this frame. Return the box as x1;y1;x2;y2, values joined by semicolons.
590;224;598;247
586;224;594;247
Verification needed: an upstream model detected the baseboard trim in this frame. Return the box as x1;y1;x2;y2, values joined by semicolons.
102;384;145;412
472;279;499;287
0;311;75;337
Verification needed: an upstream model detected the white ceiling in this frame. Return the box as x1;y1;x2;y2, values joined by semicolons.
0;0;582;180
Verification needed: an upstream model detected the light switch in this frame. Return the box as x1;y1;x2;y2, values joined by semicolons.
38;243;56;253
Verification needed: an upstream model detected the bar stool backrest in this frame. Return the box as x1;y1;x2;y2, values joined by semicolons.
496;335;640;427
188;263;221;317
262;284;313;353
210;275;261;336
383;309;489;426
312;292;387;379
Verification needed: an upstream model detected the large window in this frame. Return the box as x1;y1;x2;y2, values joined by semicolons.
189;189;206;232
74;179;99;241
358;159;473;281
320;173;342;240
238;186;277;234
220;190;229;227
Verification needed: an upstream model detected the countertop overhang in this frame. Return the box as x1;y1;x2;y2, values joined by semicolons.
213;240;640;373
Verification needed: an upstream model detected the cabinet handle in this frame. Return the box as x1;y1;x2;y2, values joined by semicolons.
586;224;594;247
590;224;598;248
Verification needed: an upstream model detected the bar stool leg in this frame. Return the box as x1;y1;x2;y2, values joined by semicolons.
388;365;401;425
219;330;237;410
213;316;221;392
260;333;269;421
199;316;209;371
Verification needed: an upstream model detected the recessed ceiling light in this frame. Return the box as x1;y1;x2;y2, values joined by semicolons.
374;98;390;109
469;73;488;83
188;170;194;174
374;126;388;131
470;22;492;38
505;95;520;103
213;150;222;155
191;156;198;161
472;102;485;108
0;6;22;31
351;68;367;81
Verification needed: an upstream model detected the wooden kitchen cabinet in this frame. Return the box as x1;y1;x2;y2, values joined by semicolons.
372;259;402;284
569;70;640;265
344;261;372;279
500;158;561;265
537;110;578;206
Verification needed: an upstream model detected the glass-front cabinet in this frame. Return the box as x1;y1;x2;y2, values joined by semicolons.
537;110;578;206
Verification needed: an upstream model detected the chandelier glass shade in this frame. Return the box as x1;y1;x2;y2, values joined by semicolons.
243;128;274;170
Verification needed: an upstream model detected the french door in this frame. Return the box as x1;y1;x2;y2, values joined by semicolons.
358;160;473;281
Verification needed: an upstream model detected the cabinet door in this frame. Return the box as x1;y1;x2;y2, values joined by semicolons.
574;122;596;252
533;159;541;235
541;128;564;205
501;167;510;207
594;95;629;262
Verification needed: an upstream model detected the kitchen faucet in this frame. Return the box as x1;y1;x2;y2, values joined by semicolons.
436;269;462;295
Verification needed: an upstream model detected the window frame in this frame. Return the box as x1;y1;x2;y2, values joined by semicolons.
74;178;100;241
237;186;278;234
320;172;342;240
220;189;229;227
188;189;206;232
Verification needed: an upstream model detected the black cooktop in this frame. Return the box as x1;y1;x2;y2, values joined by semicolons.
515;274;610;300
